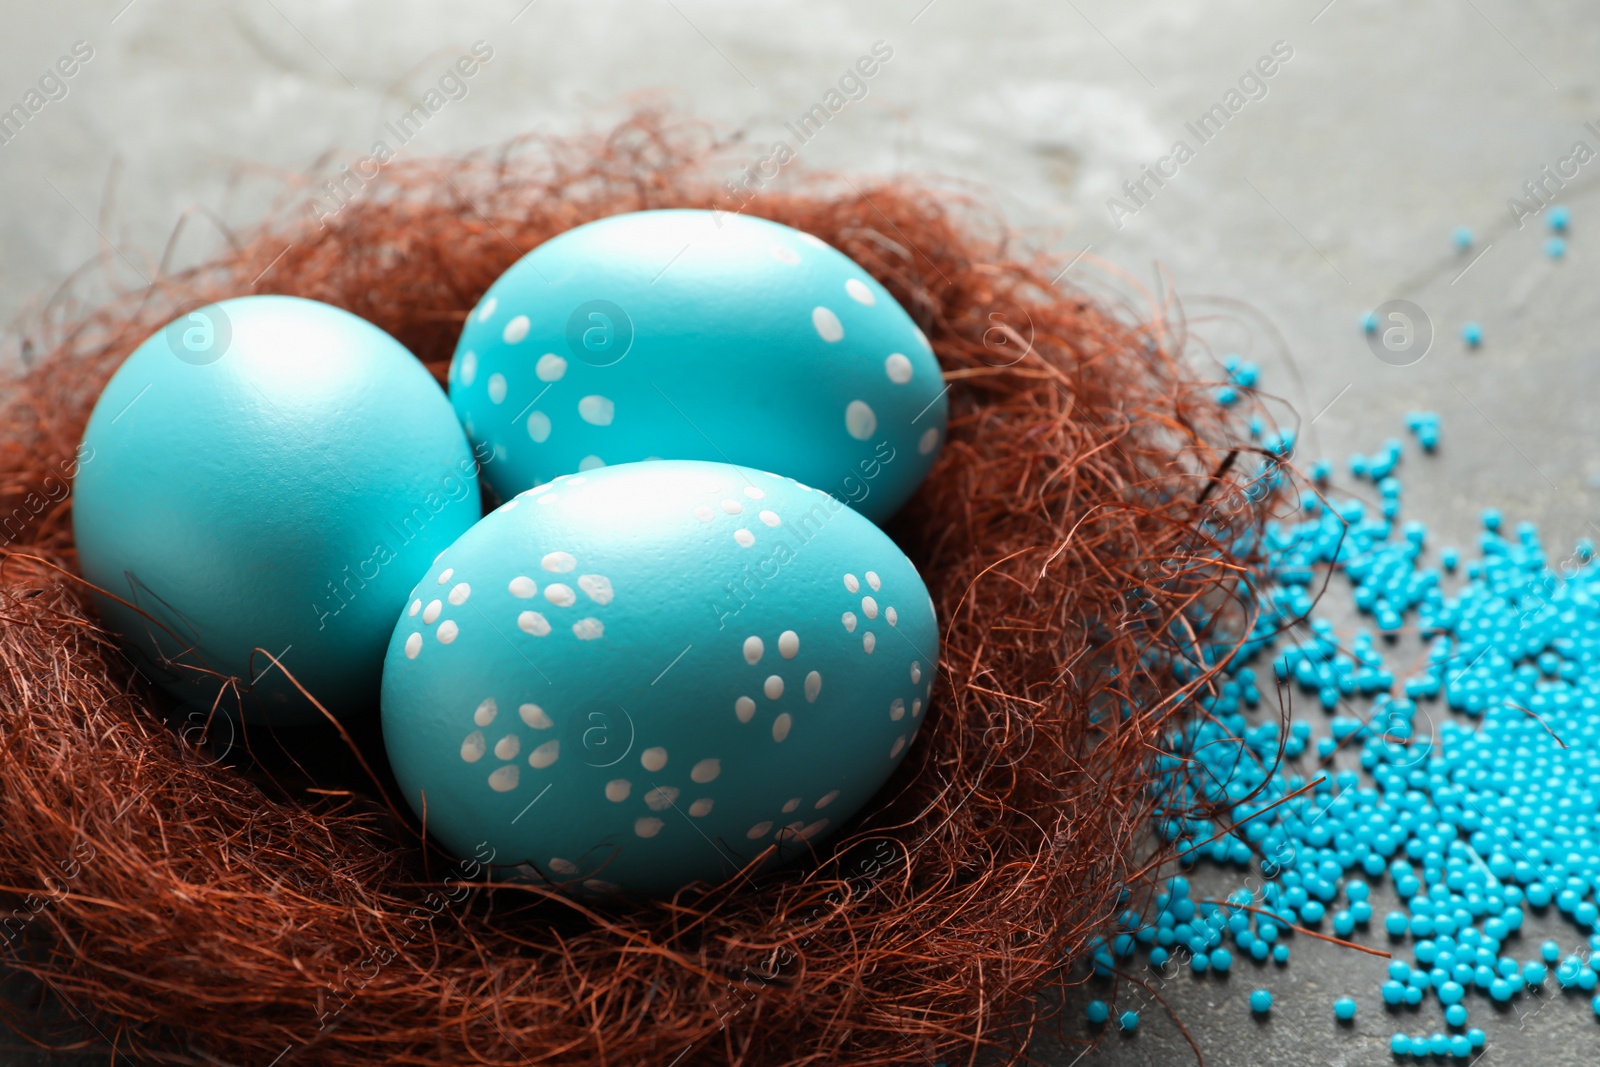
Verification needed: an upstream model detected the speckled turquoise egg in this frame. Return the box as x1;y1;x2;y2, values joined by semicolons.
448;209;947;525
380;459;938;896
73;295;480;725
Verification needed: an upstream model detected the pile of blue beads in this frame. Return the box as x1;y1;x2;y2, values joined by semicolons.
1082;373;1600;1058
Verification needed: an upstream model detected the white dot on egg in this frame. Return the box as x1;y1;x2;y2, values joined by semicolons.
811;306;844;342
778;630;799;659
644;786;679;812
815;790;839;810
797;231;829;249
842;612;857;633
845;278;876;306
527;739;561;769
487;374;508;404
776;822;804;842
843;574;860;593
890;736;906;759
747;821;773;840
404;632;422;659
437;569;454;585
488;765;520;792
460;731;486;763
743;486;765;500
448;582;471;606
503;315;530;343
721;499;743;515
759;510;781;528
544;583;576;607
764;675;784;700
782;797;801;814
735;696;756;723
474;698;498;727
772;713;792;742
919;427;940;455
476;296;497;323
911;661;922;684
694;505;714;522
770;245;799;265
886;606;898;626
640;747;668;772
535;352;567;381
844;400;877;441
527;411;551;443
912;698;923;717
743;636;764;665
578;395;615;426
914;325;932;351
549;856;578;875
509;575;537;598
634;817;664;839
517;610;551;636
861;596;879;620
804;670;821;703
494;734;521;760
885;353;913;384
799;818;830;841
536;493;558;505
520;703;553;729
542;551;576;573
890;698;905;721
437;620;459;644
689;798;714;817
572;617;604;641
866;571;881;591
734;529;755;548
579;455;605;471
577;574;614;605
862;632;876;654
408;599;421;617
605;779;631;802
690;758;721;784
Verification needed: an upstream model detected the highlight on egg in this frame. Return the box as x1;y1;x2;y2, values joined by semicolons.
380;459;939;896
448;209;948;524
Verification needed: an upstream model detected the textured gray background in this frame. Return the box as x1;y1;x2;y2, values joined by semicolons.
2;0;1598;1063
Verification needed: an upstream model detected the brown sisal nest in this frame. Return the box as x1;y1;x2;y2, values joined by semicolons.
0;112;1281;1065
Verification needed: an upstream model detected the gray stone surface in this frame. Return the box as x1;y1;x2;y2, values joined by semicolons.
2;0;1599;1063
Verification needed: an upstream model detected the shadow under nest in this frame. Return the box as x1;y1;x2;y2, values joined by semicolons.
0;113;1284;1066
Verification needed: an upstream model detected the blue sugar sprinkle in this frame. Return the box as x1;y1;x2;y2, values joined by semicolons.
1250;988;1273;1013
1461;321;1483;347
1546;236;1567;259
1390;1033;1410;1055
1361;311;1379;333
1086;999;1109;1024
1334;996;1357;1021
1119;1009;1140;1032
1452;226;1473;250
1549;205;1570;232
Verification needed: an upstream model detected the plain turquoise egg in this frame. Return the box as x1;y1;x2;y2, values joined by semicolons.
380;459;939;896
73;295;480;725
448;209;947;524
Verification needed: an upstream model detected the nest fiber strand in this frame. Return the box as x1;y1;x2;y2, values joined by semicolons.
0;114;1273;1065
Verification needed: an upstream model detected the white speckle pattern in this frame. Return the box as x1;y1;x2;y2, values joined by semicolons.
605;779;631;802
845;278;876;305
448;582;471;606
689;798;714;817
572;617;605;640
778;631;800;659
743;636;764;665
578;395;615;426
458;350;478;386
488;765;520;791
408;599;421;617
549;856;578;875
509;575;538;598
488;374;507;404
577;574;614;604
890;736;907;759
845;400;877;440
735;696;756;723
764;675;784;700
527;411;551;442
405;632;422;659
518;611;551;636
862;632;876;654
474;698;498;727
866;571;881;591
721;499;743;515
535;353;567;381
886;606;898;626
782;797;801;814
772;713;792;742
694;505;714;522
815;790;839;809
634;817;664;839
438;569;454;585
862;596;879;620
460;731;486;762
759;510;781;527
734;529;755;547
912;698;923;717
891;698;905;721
885;353;913;384
528;739;560;769
542;551;576;573
691;758;721;784
423;600;442;624
842;612;857;633
579;455;605;471
844;573;860;593
812;306;844;342
747;821;773;839
520;703;553;729
643;786;679;812
919;427;940;455
641;747;668;772
503;315;530;343
437;620;459;644
744;486;765;499
495;734;521;760
476;297;497;322
544;583;576;607
911;661;923;684
805;670;822;702
771;245;800;265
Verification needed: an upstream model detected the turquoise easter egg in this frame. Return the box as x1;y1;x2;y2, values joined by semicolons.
448;209;947;525
73;295;481;725
380;459;938;896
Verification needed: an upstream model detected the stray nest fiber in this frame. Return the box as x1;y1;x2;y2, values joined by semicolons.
0;112;1282;1065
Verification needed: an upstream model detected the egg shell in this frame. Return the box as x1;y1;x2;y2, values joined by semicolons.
380;459;939;896
73;295;481;724
448;209;947;524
